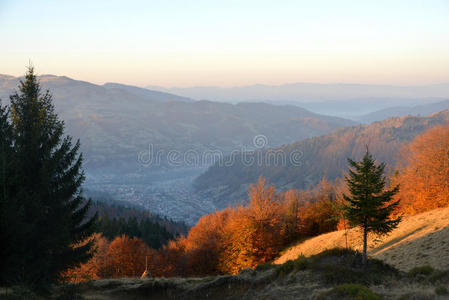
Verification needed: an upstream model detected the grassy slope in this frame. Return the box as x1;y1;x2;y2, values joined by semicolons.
275;207;449;271
54;249;447;300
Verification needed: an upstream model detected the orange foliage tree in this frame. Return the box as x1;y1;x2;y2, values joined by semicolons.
298;178;339;236
61;233;109;283
183;209;231;275
396;125;449;214
155;177;341;276
65;177;343;280
151;236;188;277
64;234;155;282
101;235;155;278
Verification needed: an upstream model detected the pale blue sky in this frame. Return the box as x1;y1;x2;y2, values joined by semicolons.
0;0;448;87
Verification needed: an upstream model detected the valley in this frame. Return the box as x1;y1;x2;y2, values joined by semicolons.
0;75;357;222
1;74;448;224
84;168;213;224
2;2;449;298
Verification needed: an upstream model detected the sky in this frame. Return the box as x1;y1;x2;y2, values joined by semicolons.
0;0;448;87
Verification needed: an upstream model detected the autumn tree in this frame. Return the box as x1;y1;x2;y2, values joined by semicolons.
281;189;301;242
101;235;154;278
396;125;449;214
0;67;96;288
153;236;189;277
183;209;230;275
62;234;110;283
343;149;401;265
218;178;285;273
219;206;255;274
299;178;339;236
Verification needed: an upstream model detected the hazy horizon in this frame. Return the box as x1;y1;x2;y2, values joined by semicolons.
1;0;448;88
2;72;449;90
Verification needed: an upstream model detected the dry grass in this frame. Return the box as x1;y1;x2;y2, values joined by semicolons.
275;207;449;271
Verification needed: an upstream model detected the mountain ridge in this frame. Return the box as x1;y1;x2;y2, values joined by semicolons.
355;99;449;123
147;82;449;102
194;110;449;209
0;74;355;172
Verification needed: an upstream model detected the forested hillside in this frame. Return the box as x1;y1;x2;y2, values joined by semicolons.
88;200;189;235
194;110;449;208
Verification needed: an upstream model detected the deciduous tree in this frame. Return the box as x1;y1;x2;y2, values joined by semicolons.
396;125;449;213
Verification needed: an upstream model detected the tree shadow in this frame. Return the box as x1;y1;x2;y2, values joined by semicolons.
369;225;427;256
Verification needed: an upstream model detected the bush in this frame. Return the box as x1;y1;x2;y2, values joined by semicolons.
310;248;399;284
407;266;449;284
294;255;309;271
429;270;449;283
435;285;449;296
317;284;382;300
320;265;362;284
310;247;357;260
255;263;275;272
407;265;434;277
270;255;310;278
275;260;295;277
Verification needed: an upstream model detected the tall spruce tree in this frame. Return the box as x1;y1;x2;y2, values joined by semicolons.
0;101;22;285
3;66;96;288
343;148;401;266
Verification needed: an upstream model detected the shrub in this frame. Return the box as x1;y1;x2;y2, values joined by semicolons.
255;263;275;272
275;260;295;277
435;285;449;295
429;270;449;283
310;247;357;261
317;284;382;300
321;265;361;284
320;261;399;285
407;265;434;277
294;255;309;271
310;248;399;284
271;255;310;278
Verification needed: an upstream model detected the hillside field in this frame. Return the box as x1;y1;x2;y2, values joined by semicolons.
276;207;449;271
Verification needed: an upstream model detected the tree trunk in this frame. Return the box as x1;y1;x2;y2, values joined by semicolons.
362;227;367;266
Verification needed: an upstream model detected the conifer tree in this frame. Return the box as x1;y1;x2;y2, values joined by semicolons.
343;149;401;265
4;66;97;288
0;102;22;284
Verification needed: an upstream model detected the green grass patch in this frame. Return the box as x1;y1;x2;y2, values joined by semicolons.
259;247;399;285
310;247;357;260
317;284;382;300
407;265;434;277
309;247;399;285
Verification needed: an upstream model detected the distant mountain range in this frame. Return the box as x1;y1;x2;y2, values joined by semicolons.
0;74;354;173
194;110;449;209
147;82;449;102
354;99;449;123
147;82;449;117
